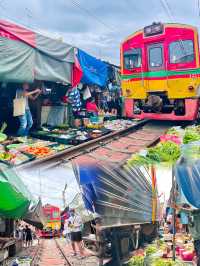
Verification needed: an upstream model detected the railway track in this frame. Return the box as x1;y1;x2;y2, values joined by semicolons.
31;238;71;266
17;120;175;171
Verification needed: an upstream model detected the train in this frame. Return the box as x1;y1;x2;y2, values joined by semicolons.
121;22;200;121
73;159;159;265
39;204;61;238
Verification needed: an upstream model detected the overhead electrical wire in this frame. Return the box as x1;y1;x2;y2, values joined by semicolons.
160;0;174;22
69;0;117;33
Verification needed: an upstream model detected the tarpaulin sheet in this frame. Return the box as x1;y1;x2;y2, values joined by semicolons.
0;164;33;218
175;159;200;208
24;199;46;229
77;49;108;87
0;19;74;83
0;37;34;82
73;162;156;227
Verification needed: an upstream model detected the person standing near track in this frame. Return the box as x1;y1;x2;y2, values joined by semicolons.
68;209;84;258
25;225;33;247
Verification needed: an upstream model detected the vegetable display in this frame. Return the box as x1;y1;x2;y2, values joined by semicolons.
183;128;200;144
147;141;181;163
128;141;181;166
128;255;145;266
145;245;157;256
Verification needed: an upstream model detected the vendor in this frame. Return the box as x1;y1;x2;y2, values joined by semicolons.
86;97;99;115
16;83;41;136
108;94;121;116
66;86;82;125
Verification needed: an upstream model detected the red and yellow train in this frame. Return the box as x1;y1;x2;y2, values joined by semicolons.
40;204;61;238
121;22;200;121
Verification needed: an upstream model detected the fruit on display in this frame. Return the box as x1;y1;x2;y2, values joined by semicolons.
160;134;181;145
24;146;54;158
86;123;103;129
0;152;15;161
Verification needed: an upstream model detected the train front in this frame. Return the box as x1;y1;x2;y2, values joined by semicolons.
121;22;200;121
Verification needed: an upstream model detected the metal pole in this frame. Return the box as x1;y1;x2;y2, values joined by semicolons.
172;166;176;261
62;183;67;209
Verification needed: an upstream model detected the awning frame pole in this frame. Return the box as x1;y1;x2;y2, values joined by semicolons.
172;166;176;261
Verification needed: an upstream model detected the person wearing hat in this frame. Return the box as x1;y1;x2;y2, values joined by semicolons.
68;209;84;258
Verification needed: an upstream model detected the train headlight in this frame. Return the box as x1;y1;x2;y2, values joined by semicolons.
188;86;194;91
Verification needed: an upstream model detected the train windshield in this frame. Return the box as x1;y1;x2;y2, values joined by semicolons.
124;48;142;69
169;40;194;64
149;44;163;69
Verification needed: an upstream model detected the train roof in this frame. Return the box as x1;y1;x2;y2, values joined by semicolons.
122;22;198;44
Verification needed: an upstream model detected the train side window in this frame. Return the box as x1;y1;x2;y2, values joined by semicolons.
124;48;142;69
149;46;163;68
169;40;194;64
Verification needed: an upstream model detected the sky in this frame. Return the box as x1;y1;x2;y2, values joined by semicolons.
0;0;200;65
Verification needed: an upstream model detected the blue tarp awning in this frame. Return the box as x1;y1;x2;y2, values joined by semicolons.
77;49;108;87
175;159;200;208
78;164;100;213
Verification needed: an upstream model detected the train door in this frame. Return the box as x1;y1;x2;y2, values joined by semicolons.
146;43;168;93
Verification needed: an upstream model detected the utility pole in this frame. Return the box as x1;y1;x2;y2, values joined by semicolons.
62;183;68;209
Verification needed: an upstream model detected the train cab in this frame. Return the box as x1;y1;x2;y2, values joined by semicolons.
121;22;200;121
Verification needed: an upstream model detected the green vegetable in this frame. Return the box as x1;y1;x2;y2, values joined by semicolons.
183;128;200;144
128;255;145;266
145;245;157;256
127;154;153;166
147;141;181;163
0;133;7;142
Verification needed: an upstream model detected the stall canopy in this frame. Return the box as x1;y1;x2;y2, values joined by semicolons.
77;49;108;87
175;159;200;208
0;164;33;218
24;199;46;229
0;19;74;83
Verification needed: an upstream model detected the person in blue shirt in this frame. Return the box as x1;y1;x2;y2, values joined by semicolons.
179;204;190;234
66;86;82;119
